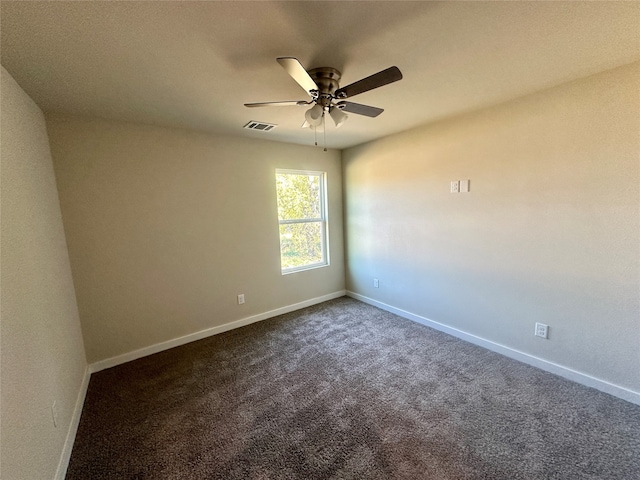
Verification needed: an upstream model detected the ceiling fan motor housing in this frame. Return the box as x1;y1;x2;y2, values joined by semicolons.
308;67;342;108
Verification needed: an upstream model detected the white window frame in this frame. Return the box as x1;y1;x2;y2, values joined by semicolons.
276;169;329;275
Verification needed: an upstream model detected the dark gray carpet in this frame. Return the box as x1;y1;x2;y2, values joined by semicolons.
66;297;640;479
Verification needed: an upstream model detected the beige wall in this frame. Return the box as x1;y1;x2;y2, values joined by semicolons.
1;67;87;479
46;116;345;363
343;62;640;393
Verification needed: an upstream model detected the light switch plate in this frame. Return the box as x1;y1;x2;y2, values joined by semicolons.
460;179;470;193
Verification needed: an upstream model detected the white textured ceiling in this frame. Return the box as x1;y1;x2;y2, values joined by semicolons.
1;1;639;150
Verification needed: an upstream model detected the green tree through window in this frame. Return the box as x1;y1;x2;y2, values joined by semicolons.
275;170;328;273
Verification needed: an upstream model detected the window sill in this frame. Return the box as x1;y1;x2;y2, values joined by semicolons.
281;262;329;275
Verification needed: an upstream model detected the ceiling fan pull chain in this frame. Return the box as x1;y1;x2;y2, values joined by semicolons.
323;112;327;152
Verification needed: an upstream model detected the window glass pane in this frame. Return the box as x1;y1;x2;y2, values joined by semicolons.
279;222;324;270
276;173;321;221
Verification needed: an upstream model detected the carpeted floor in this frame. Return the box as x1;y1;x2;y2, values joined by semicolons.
66;297;640;479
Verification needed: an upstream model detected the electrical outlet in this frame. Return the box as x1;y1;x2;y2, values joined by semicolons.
373;278;379;288
535;322;548;339
51;401;58;428
450;180;460;193
237;294;245;305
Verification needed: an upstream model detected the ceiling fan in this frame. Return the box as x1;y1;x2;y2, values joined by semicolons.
245;57;403;129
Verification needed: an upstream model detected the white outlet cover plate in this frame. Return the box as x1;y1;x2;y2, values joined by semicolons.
535;322;548;338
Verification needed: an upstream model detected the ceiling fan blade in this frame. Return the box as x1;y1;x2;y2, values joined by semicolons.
244;100;310;107
337;101;384;118
277;57;319;95
335;66;402;99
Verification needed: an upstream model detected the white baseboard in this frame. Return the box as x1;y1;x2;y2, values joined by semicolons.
90;290;346;373
346;291;640;406
55;365;91;480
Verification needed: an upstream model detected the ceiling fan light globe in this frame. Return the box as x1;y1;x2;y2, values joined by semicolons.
305;104;324;126
330;107;348;128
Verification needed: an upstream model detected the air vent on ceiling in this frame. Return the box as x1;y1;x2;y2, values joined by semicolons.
244;121;277;132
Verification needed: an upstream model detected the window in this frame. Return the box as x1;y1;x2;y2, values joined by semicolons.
275;169;328;274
